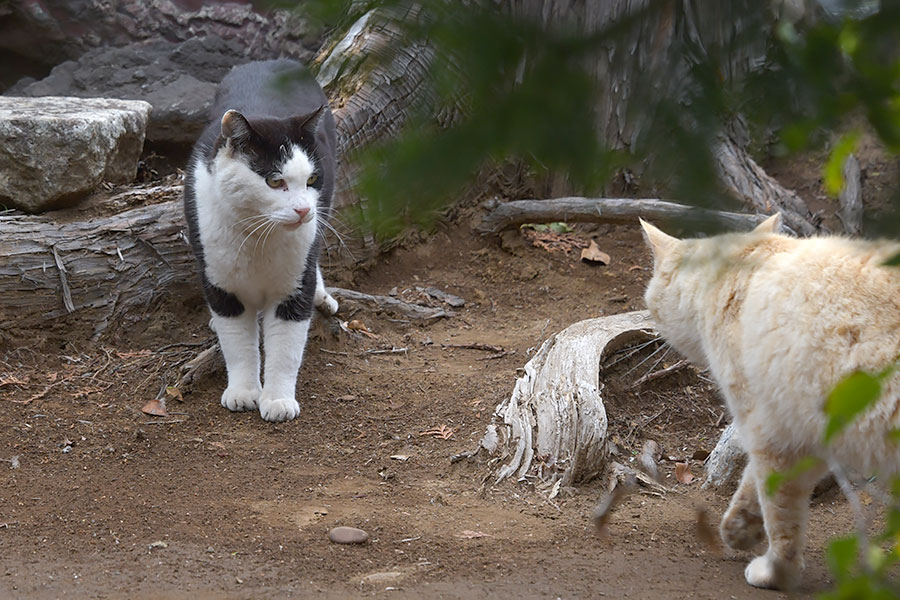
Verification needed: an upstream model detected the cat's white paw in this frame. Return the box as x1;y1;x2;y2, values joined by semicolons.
259;395;300;422
315;291;339;316
221;385;261;412
744;554;798;590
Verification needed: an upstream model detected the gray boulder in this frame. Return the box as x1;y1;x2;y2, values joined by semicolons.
6;36;251;145
0;96;151;213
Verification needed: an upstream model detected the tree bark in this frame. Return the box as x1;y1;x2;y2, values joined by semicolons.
838;153;863;235
0;194;190;338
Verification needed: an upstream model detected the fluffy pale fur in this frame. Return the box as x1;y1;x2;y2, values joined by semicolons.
640;214;900;590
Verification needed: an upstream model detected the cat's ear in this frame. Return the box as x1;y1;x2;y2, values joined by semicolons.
752;213;782;234
221;110;253;145
292;104;326;136
639;219;678;257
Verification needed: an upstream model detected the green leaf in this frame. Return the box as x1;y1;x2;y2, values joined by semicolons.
824;371;882;443
547;222;573;234
826;536;859;580
884;252;900;267
823;132;860;197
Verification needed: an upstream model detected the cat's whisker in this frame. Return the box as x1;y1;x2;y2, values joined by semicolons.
235;214;270;225
253;220;275;254
317;219;356;261
237;215;271;235
639;346;672;381
621;341;670;380
237;218;274;255
259;220;278;254
602;337;663;371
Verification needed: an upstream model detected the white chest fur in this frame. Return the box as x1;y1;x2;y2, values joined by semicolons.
192;157;317;311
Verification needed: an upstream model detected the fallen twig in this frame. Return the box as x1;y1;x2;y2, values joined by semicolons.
442;343;505;353
364;346;408;356
475;350;516;361
329;287;453;319
630;359;690;388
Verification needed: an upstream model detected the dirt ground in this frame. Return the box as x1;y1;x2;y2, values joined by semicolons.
0;153;893;599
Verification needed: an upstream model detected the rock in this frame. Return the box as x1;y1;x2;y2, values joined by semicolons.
701;422;746;492
6;37;241;144
328;526;369;545
0;96;151;212
0;1;320;87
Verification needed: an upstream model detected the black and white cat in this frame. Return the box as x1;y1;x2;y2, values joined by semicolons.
183;59;339;423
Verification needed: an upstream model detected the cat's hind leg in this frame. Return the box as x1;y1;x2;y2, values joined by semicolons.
313;266;338;316
720;461;765;551
211;310;262;412
744;453;827;591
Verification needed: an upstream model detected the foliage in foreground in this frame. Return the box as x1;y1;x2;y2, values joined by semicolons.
301;0;900;239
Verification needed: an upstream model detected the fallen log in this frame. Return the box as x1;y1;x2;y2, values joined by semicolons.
0;196;191;338
478;197;782;234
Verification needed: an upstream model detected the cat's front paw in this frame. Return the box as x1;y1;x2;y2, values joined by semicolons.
259;395;300;422
720;506;765;551
744;554;799;591
315;290;339;316
221;385;261;412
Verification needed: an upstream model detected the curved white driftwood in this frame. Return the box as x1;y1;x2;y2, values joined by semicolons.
484;310;657;487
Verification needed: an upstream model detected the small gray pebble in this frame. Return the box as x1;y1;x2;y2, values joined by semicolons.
328;526;369;544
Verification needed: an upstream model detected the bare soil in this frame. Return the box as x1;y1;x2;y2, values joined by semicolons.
0;167;878;599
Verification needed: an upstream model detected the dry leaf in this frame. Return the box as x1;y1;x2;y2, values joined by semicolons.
458;530;491;539
628;265;644;272
691;449;710;462
344;319;378;339
390;454;410;462
580;240;611;265
165;386;184;402
675;462;695;484
141;398;169;417
419;425;455;440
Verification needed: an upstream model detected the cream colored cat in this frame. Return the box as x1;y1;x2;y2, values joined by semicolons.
640;214;900;590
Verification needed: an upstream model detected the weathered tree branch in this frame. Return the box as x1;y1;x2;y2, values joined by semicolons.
838;153;863;235
714;135;822;236
478;197;781;234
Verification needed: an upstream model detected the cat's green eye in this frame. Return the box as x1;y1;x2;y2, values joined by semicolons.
265;175;285;189
307;173;318;186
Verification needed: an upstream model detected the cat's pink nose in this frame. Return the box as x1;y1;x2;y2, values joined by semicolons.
294;207;310;220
